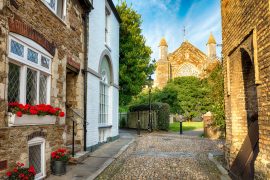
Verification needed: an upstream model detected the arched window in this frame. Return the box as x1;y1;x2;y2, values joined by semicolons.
8;33;52;105
178;63;200;77
99;57;111;126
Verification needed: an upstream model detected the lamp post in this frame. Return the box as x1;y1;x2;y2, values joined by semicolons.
147;76;153;132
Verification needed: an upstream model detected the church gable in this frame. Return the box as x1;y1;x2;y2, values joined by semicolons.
177;63;201;77
169;41;209;66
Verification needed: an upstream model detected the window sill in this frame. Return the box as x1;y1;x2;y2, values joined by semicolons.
98;125;112;129
104;43;112;52
40;1;67;26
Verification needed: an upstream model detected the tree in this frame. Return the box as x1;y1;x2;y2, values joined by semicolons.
116;2;155;106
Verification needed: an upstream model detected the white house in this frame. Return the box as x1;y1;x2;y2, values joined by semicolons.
86;0;120;151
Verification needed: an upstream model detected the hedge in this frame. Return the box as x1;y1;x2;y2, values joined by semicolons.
129;102;170;131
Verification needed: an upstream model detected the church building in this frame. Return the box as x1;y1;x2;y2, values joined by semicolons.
154;33;219;89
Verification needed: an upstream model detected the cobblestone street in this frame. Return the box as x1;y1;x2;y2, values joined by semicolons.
96;132;224;180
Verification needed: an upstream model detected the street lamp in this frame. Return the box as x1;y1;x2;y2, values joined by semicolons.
147;75;153;132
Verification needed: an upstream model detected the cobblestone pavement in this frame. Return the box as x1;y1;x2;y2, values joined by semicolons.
96;132;224;180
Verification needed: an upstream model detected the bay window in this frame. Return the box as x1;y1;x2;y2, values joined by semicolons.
8;34;52;105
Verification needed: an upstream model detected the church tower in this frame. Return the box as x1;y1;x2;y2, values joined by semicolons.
159;37;168;60
154;38;171;88
207;33;217;59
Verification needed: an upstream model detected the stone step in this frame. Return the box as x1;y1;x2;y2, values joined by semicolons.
69;151;90;164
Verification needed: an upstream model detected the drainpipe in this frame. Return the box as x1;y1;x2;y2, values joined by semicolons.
83;11;90;152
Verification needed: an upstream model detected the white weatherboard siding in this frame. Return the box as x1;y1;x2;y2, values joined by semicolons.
86;0;119;149
86;76;99;147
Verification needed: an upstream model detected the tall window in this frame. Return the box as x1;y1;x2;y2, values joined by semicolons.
43;0;66;19
99;57;111;126
105;7;110;44
8;34;51;105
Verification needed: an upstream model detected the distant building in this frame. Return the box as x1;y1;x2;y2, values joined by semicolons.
222;0;270;179
154;33;219;89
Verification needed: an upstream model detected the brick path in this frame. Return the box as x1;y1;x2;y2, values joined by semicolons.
96;132;224;180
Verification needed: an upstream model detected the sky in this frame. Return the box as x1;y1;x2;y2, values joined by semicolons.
113;0;222;60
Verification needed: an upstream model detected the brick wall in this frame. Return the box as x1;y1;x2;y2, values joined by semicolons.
222;0;270;178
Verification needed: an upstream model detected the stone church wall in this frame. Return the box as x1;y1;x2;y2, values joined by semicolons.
222;0;270;178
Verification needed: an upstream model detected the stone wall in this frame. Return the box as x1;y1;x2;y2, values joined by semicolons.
0;0;88;178
0;0;87;141
222;0;270;178
0;125;65;177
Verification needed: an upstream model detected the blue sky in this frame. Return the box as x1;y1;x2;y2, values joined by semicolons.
113;0;222;60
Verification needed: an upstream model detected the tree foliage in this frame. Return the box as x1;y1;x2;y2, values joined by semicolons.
116;2;155;106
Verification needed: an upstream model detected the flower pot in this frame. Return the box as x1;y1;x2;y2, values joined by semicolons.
8;113;56;127
51;161;67;176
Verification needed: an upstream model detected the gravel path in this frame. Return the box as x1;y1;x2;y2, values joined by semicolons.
96;132;224;180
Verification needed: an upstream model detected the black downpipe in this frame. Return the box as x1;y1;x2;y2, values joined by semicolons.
72;120;75;156
83;12;90;152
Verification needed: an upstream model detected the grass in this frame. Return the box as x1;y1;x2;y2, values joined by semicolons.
169;121;204;132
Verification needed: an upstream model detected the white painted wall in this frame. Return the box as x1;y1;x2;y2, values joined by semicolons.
86;0;119;148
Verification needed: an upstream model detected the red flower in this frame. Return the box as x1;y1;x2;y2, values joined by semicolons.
29;108;38;115
16;111;23;117
6;171;12;177
49;108;57;115
56;155;60;159
13;168;18;172
19;173;25;178
28;166;35;175
16;162;24;167
23;176;29;180
51;152;57;158
59;112;65;117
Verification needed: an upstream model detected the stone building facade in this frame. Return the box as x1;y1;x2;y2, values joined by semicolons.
0;0;92;178
154;34;219;89
222;0;270;178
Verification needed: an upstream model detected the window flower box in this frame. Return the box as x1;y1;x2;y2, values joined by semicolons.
8;113;57;127
7;102;65;127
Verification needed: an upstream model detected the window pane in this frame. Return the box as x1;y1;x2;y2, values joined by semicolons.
8;63;20;102
27;49;38;63
99;83;109;125
29;144;41;174
41;56;50;69
26;68;37;105
10;40;24;57
45;0;56;11
39;74;47;104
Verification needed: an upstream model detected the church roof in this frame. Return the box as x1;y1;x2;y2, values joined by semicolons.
207;33;216;44
159;38;168;47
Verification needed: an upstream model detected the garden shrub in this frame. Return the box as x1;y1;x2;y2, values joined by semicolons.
129;102;170;131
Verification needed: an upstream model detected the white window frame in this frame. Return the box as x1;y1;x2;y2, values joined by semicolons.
8;33;52;104
28;137;46;180
42;0;67;20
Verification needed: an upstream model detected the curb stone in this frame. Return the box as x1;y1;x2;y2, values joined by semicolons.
208;152;231;180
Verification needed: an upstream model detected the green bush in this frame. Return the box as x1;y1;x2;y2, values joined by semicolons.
120;117;126;128
129;102;170;131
